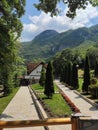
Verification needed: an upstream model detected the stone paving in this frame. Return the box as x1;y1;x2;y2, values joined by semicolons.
1;80;98;130
0;86;44;130
55;80;98;119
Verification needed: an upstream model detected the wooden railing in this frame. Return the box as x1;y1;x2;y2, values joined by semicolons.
0;117;78;130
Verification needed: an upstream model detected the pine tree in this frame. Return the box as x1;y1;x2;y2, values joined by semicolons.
71;62;79;89
39;65;46;87
44;61;54;98
82;55;90;93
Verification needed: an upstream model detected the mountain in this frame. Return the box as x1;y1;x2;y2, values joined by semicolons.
21;25;98;62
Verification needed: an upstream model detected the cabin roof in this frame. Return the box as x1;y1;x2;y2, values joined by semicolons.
27;62;44;75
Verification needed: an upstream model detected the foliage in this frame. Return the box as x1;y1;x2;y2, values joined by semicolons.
39;65;46;87
44;61;54;98
34;0;98;18
0;0;25;95
90;77;97;85
82;55;90;93
66;61;72;86
87;47;98;68
89;84;98;99
60;63;68;83
32;83;72;116
94;58;98;77
21;25;98;63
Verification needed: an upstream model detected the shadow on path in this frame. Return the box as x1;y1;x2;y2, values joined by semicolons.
89;106;98;111
0;114;13;119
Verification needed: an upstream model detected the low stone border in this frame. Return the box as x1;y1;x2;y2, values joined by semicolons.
74;90;98;108
28;86;49;130
61;91;80;113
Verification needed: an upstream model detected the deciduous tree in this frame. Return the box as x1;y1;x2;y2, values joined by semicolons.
0;0;25;95
34;0;98;18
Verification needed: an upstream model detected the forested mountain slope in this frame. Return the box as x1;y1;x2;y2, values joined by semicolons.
21;24;98;62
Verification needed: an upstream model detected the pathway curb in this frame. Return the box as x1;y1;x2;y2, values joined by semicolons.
74;90;98;108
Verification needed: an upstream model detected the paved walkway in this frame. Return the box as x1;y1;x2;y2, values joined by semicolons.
2;81;98;130
0;86;44;130
55;80;98;119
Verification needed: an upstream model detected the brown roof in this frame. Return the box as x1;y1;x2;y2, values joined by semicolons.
27;62;44;75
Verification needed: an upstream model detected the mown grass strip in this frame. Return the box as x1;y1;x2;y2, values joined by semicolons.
0;87;19;114
32;83;72;116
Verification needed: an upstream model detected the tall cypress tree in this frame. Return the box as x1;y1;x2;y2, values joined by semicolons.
64;63;68;83
66;61;72;86
82;55;90;93
60;65;65;82
39;65;46;87
71;62;79;89
94;58;98;77
44;61;54;98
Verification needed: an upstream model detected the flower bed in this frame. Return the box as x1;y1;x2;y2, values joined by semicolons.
61;91;80;113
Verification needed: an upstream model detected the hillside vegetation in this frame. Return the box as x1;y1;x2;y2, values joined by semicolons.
21;24;98;62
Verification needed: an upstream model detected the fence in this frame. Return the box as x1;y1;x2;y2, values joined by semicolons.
0;117;78;130
1;116;98;130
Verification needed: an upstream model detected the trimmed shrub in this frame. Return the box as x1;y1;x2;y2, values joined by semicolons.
89;84;98;99
90;77;97;85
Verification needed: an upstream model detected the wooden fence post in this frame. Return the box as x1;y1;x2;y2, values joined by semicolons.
71;117;78;130
71;113;83;130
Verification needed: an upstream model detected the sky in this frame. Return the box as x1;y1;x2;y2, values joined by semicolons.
20;0;98;42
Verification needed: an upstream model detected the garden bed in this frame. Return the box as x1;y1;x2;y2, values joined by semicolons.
31;83;81;117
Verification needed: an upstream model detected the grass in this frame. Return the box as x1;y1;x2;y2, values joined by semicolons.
32;83;72;116
0;87;19;114
40;94;72;115
32;83;59;93
78;78;83;92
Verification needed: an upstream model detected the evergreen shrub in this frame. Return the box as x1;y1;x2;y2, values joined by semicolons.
89;84;98;99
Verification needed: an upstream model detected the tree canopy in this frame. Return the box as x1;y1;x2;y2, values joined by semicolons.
34;0;98;18
0;0;26;95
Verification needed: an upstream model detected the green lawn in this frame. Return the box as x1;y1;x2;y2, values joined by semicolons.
32;83;72;116
78;78;83;92
0;87;19;114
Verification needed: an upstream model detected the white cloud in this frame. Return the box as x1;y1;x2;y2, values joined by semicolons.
21;4;98;42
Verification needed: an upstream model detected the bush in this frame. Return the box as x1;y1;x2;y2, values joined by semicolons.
89;84;98;99
90;78;97;85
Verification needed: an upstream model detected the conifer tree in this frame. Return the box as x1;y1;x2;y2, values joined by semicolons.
66;61;72;86
71;62;79;89
60;65;65;82
39;65;46;87
64;63;68;83
44;61;54;98
82;55;90;93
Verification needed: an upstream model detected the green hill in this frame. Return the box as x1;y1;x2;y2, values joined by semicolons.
21;24;98;62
